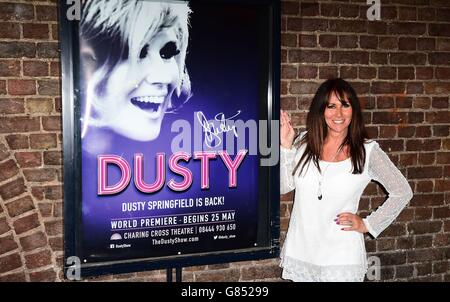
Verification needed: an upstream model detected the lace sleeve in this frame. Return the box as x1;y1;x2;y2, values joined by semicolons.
363;142;413;238
280;145;297;194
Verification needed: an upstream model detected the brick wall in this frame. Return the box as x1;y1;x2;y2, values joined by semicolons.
0;0;448;282
281;0;450;281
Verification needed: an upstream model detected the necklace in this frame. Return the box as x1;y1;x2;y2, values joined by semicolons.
317;145;343;200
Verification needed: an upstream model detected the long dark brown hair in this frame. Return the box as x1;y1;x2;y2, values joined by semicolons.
292;78;369;176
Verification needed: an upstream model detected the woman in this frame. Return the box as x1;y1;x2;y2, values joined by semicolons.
279;78;413;282
80;0;192;144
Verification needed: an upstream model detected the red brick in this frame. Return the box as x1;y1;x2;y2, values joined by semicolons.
407;82;423;94
25;249;52;269
289;50;329;63
340;66;357;79
390;22;426;35
36;42;59;59
281;33;296;47
5;135;29;150
1;117;40;134
50;62;60;77
398;67;415;79
416;180;434;193
289;81;319;95
410;194;444;206
371;82;405;94
390;53;426;65
281;1;299;15
0;272;26;282
429;24;450;37
331;51;369;64
429;52;450;65
407;249;444;263
30;134;57;149
359;67;376;79
0;217;10;235
426;111;450;123
0;98;24;114
38;203;52;217
434;207;450;219
379;37;397;50
415;126;432;138
29;269;57;282
339;35;358;48
19;231;47;252
0;177;26;201
413;97;430;109
37;80;60;96
0;42;35;58
8;80;36;96
42;116;61;131
408;221;442;235
44;220;62;236
298;66;317;79
281;65;296;79
319;66;338;79
380;126;396;138
381;6;398;20
300;2;319;16
0;253;22;274
5;196;35;217
319;35;337;48
435;180;450;192
320;3;339;17
415;236;433;249
0;22;20;39
36;5;58;21
329;20;367;33
0;234;18;254
432;97;449;108
23;23;49;39
0;60;20;77
437;152;450;164
359;35;378;49
49;237;62;251
416;67;433;79
418;8;435;21
13;213;40;235
15;152;42;168
0;3;34;21
241;264;282;280
195;268;240;282
0;159;19;182
373;112;407;124
0;145;11;165
371;52;388;64
23;168;56;182
23;61;49;77
287;18;327;32
299;34;317;48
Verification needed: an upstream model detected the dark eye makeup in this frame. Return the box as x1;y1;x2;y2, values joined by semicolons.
138;41;180;60
160;41;180;59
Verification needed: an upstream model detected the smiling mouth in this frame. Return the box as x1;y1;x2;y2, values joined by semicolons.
130;96;165;115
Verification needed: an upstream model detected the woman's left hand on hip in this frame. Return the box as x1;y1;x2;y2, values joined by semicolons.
335;212;368;234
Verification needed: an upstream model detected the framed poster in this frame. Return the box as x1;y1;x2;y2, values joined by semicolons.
61;0;280;278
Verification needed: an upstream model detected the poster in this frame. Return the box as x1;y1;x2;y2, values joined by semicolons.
62;0;280;275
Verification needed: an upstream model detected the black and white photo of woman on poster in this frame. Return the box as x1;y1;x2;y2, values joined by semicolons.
78;0;263;263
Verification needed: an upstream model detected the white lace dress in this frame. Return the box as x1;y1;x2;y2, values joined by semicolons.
280;132;413;282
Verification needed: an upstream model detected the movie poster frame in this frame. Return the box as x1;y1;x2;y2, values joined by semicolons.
61;0;280;278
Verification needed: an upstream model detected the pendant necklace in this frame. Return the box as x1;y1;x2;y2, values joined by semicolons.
317;145;343;200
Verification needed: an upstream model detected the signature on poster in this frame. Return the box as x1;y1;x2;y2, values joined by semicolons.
197;111;241;148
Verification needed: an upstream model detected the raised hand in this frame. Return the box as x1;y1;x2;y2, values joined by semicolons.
280;110;295;149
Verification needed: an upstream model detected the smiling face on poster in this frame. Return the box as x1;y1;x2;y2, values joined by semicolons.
63;0;279;274
80;1;191;142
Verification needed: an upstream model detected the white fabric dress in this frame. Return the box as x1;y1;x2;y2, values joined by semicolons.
280;132;413;282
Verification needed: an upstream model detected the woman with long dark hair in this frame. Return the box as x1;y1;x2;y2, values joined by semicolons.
280;78;413;282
